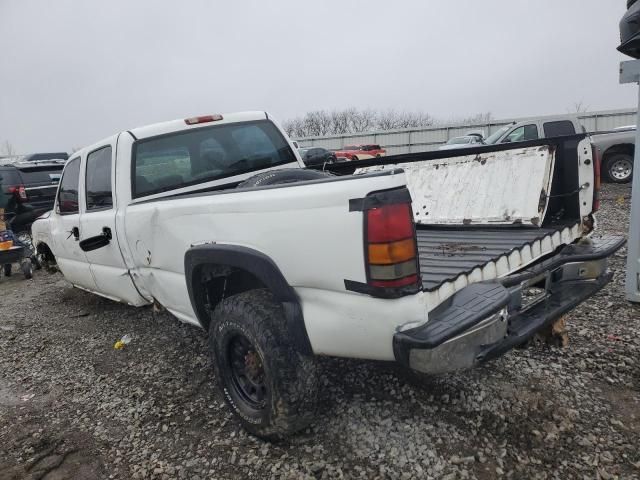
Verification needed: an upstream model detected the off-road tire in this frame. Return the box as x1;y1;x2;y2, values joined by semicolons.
3;264;11;277
603;153;633;184
208;289;319;440
22;259;33;279
237;168;332;188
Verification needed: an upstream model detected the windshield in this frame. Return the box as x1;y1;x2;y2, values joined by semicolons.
447;137;472;145
483;125;511;145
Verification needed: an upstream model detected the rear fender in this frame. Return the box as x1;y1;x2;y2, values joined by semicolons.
184;244;312;355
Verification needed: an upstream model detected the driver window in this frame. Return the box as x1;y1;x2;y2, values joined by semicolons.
57;157;81;215
503;124;538;143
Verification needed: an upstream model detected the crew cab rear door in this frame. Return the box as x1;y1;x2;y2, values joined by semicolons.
78;136;148;306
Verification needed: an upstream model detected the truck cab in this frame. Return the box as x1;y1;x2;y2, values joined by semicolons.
484;116;584;145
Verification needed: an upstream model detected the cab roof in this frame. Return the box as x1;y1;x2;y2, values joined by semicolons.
129;111;269;140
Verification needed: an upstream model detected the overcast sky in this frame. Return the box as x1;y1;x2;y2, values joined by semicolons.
0;0;636;153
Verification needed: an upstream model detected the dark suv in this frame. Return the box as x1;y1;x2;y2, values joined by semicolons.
298;147;337;167
0;161;65;230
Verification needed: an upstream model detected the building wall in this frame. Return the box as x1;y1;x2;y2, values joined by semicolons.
295;108;637;155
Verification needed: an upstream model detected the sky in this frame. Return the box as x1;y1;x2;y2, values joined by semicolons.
0;0;637;153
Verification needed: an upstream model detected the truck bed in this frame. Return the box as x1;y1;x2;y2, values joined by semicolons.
417;222;582;306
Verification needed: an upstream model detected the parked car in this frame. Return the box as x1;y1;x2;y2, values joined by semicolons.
334;144;386;161
23;152;69;162
32;111;622;439
298;147;337;167
0;161;65;231
484;115;635;183
438;135;484;150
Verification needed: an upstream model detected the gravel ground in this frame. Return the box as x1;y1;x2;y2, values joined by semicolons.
0;183;639;480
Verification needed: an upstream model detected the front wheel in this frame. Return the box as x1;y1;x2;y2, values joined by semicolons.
208;289;319;440
603;153;633;183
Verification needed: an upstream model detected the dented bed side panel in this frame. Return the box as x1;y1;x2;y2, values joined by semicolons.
357;145;556;226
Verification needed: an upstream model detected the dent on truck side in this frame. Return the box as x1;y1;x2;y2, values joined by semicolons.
184;243;313;355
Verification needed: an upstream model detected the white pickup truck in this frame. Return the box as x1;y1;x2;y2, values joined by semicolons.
484;115;635;184
32;111;624;439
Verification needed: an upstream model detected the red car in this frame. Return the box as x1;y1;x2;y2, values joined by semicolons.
334;144;386;161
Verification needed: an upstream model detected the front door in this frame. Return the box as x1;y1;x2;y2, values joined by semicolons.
49;157;97;290
78;140;148;306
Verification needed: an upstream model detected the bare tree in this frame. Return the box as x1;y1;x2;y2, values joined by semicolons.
376;109;403;130
569;101;589;114
284;107;436;137
348;108;376;133
442;112;494;126
1;140;16;157
329;109;350;134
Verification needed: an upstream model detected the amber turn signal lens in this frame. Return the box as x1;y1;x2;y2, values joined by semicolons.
368;238;416;265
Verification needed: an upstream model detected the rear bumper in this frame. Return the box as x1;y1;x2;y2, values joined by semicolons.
393;235;625;374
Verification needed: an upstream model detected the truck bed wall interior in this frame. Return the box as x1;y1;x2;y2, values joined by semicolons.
543;136;583;225
335;134;589;228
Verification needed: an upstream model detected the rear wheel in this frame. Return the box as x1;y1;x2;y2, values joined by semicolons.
351;155;359;161
603;153;633;183
3;264;12;277
208;289;319;439
21;259;33;279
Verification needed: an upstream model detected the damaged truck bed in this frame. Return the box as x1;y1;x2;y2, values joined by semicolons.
350;136;601;308
416;222;581;304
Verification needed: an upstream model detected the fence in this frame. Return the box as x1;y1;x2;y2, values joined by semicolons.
294;108;637;155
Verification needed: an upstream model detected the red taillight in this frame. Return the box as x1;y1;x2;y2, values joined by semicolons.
371;275;419;288
365;201;420;290
184;114;223;125
8;185;26;200
591;144;601;212
367;203;414;242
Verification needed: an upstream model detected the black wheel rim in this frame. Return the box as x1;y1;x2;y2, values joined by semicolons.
227;334;267;409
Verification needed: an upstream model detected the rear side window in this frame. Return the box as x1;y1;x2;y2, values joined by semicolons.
543;121;576;137
16;167;63;185
86;146;113;211
57;158;80;214
133;120;297;198
0;168;21;188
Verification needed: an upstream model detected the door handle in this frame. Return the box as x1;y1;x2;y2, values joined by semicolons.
79;227;112;252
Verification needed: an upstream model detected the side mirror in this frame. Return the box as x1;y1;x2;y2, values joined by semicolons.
79;227;112;252
502;138;512;143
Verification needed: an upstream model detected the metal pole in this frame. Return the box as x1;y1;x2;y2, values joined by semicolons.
620;60;640;302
